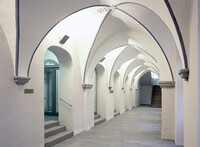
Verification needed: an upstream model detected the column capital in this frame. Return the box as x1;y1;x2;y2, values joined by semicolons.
108;86;114;93
14;76;31;85
82;83;93;89
159;81;175;88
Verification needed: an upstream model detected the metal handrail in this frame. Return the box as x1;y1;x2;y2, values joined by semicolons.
60;98;72;107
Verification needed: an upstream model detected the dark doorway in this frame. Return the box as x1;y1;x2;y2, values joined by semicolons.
44;65;59;116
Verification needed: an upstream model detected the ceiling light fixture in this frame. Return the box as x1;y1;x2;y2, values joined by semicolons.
59;35;69;44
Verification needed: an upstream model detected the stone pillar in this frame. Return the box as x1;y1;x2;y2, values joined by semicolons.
175;55;184;145
82;84;94;131
159;81;175;140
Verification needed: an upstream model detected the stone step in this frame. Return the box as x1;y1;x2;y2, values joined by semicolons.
94;117;106;126
45;131;73;147
151;104;162;108
153;92;161;94
152;96;161;98
152;99;161;103
45;121;59;129
94;114;100;120
45;125;66;138
114;111;120;117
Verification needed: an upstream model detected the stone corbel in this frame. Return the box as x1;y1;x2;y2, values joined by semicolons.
108;86;114;93
14;76;31;85
159;81;175;88
82;84;93;89
179;68;189;81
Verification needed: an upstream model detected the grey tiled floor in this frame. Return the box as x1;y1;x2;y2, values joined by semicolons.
54;106;182;147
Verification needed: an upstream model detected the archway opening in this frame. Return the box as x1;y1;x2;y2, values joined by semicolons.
44;50;60;121
93;64;106;125
42;46;73;132
138;71;161;108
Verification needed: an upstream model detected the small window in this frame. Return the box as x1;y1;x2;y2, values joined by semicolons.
151;72;159;79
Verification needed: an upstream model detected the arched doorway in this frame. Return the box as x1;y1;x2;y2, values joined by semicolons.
150;72;161;108
44;50;60;121
43;46;74;146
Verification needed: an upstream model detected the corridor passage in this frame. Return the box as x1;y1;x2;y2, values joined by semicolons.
54;107;182;147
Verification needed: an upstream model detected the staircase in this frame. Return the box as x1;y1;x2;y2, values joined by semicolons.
45;121;73;147
114;109;120;117
151;85;162;108
94;114;106;126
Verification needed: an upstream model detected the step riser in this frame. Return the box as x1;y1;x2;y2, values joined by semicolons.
45;127;66;138
94;119;106;126
152;105;162;108
45;132;73;147
45;122;59;129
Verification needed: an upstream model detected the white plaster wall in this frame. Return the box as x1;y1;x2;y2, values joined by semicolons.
129;88;134;108
83;88;94;131
114;72;121;112
125;77;130;109
106;92;114;120
121;90;125;114
161;88;175;140
139;72;152;105
96;64;106;119
113;69;125;114
18;0;99;75
0;26;44;147
104;65;115;120
183;0;199;146
0;0;16;61
168;0;199;146
140;86;152;105
175;53;184;145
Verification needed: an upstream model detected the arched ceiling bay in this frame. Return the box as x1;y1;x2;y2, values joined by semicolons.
20;1;187;85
